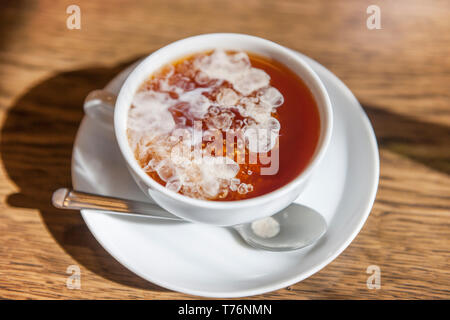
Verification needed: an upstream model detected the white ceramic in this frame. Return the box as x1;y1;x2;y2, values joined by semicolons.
72;51;379;297
85;33;333;226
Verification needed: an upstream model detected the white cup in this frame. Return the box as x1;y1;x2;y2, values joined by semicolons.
84;33;333;226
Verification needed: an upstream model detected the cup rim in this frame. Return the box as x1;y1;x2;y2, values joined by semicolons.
114;33;333;209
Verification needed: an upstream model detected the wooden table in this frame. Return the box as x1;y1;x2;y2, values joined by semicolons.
0;0;448;299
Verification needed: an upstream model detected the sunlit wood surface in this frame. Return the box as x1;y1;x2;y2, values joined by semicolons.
0;0;448;299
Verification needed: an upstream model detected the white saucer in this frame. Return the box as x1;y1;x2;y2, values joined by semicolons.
72;51;379;298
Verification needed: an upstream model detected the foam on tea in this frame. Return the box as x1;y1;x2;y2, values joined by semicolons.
127;50;320;201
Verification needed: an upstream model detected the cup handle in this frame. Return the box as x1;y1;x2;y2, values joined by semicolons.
83;89;117;128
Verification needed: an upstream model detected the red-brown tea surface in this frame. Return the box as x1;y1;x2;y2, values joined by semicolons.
130;51;320;200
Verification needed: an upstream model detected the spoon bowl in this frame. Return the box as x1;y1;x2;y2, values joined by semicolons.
234;204;327;251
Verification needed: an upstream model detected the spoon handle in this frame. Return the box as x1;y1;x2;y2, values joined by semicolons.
51;188;181;220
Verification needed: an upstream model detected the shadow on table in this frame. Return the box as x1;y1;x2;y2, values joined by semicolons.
0;56;170;292
362;104;450;175
1;57;449;293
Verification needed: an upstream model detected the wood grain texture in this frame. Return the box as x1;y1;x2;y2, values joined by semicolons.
0;0;449;299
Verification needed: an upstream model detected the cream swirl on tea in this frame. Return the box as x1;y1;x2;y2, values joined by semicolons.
127;49;320;201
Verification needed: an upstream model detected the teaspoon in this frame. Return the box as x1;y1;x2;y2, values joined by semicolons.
52;188;327;252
